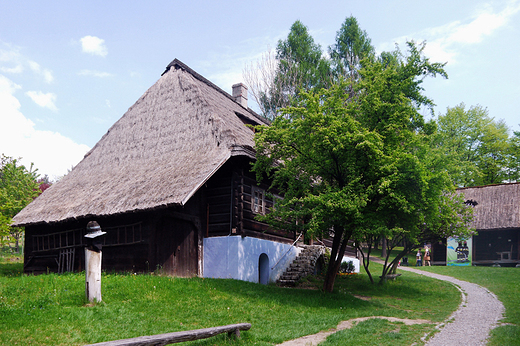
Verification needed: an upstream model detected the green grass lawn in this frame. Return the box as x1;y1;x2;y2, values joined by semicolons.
0;255;458;346
1;252;517;346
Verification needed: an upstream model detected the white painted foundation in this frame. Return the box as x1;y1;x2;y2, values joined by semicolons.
203;236;300;283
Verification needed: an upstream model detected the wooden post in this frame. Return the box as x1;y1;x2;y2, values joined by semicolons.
85;221;106;303
85;247;102;302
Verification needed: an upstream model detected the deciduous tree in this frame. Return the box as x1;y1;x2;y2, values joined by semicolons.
253;80;386;292
350;42;473;283
0;155;40;252
253;41;473;290
433;104;511;187
506;130;520;182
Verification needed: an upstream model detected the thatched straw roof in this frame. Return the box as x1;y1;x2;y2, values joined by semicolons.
458;182;520;230
12;59;267;227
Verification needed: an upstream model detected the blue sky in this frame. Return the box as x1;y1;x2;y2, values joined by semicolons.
1;0;519;179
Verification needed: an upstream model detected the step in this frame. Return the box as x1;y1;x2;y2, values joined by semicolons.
277;245;326;287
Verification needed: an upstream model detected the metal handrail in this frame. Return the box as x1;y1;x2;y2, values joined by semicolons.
271;232;303;270
314;238;326;247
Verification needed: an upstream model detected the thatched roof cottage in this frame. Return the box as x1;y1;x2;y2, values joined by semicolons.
459;183;520;265
432;183;520;266
13;59;300;282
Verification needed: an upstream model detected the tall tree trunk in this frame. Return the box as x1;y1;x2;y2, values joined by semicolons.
323;226;350;293
358;241;375;284
10;230;21;253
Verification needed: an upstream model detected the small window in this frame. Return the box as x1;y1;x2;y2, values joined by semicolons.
272;195;283;209
253;187;265;214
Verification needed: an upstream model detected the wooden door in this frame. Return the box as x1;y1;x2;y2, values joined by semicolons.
156;217;198;277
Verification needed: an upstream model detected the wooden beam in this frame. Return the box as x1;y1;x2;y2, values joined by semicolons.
86;323;251;346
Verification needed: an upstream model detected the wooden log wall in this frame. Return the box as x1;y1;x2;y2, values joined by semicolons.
206;164;233;237
205;159;294;243
24;214;151;274
232;162;294;243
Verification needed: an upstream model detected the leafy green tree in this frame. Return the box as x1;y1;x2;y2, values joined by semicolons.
246;16;376;119
506;130;520;182
277;20;331;89
244;20;331;120
0;155;40;252
433;104;511;187
349;41;473;283
253;42;472;289
253;80;386;292
329;16;375;81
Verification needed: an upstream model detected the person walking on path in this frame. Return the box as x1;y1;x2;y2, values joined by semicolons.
416;250;422;266
424;247;431;266
398;266;504;346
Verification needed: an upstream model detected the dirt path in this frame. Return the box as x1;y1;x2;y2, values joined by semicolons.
276;316;431;346
276;266;504;346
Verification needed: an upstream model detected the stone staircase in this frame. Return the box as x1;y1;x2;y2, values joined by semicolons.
277;245;326;287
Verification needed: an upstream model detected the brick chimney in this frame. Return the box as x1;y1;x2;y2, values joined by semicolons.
232;83;248;108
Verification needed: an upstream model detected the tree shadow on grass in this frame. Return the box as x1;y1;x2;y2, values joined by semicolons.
0;259;24;277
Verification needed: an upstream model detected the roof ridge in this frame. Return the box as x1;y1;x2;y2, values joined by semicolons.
456;181;520;190
163;59;269;125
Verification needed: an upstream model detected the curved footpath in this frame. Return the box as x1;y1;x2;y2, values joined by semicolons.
399;266;504;346
277;266;504;346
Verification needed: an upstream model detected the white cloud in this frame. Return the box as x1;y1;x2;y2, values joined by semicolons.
26;90;58;111
383;1;520;65
28;60;54;83
129;71;141;78
422;39;457;64
0;43;22;63
0;64;23;74
80;36;108;57
0;74;90;179
41;70;54;84
448;2;520;44
78;69;113;78
28;60;39;72
0;42;54;82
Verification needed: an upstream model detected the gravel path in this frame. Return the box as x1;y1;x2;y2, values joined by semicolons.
399;266;505;345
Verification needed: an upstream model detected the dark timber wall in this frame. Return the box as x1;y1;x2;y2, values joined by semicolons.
24;212;152;274
205;158;295;243
473;228;519;264
23;198;203;277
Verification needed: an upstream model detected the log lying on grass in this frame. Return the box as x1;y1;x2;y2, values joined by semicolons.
86;323;252;346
